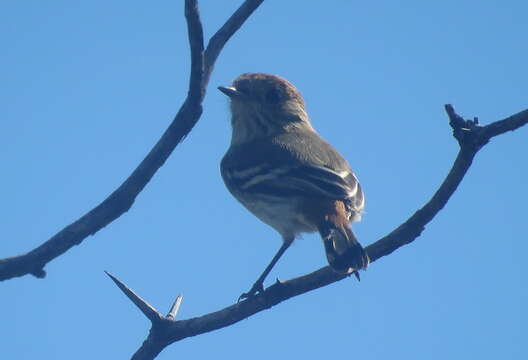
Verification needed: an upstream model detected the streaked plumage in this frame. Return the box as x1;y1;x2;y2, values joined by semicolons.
219;73;369;299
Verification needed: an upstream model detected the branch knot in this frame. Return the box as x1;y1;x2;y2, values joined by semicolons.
445;104;487;150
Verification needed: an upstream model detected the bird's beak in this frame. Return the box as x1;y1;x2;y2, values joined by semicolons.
218;86;243;99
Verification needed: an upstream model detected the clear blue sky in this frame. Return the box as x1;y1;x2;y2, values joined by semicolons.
2;1;526;359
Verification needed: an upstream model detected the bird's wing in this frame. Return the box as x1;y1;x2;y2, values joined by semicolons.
221;134;361;202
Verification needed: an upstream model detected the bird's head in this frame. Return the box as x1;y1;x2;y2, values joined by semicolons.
219;73;313;144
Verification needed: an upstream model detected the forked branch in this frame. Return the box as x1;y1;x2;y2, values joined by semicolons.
108;104;527;359
0;0;264;281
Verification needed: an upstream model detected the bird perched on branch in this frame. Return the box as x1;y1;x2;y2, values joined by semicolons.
219;73;369;300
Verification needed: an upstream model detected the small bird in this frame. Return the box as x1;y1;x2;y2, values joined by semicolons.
219;73;369;300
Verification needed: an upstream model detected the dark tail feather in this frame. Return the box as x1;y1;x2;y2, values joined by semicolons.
319;222;370;275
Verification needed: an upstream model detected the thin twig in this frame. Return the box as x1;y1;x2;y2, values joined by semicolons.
203;0;264;85
185;0;205;104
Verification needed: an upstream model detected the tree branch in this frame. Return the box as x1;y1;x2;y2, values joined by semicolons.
0;0;263;281
203;0;264;86
109;105;526;359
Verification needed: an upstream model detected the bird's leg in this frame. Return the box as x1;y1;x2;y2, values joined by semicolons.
238;238;293;301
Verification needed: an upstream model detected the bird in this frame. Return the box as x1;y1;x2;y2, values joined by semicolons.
218;73;369;300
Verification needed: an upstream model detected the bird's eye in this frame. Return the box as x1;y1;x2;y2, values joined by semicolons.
265;89;281;104
236;84;249;95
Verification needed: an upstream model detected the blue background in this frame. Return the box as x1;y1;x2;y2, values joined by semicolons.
1;1;526;359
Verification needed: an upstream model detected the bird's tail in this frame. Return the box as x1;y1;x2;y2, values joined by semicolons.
319;222;370;276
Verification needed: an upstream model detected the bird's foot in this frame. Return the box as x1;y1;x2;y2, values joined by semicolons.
238;281;264;302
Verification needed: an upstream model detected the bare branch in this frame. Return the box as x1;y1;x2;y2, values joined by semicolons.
0;0;262;281
185;0;205;104
203;0;264;86
481;108;528;139
122;105;526;358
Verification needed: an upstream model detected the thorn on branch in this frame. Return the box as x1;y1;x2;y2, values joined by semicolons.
105;271;185;325
105;271;163;324
166;295;183;320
